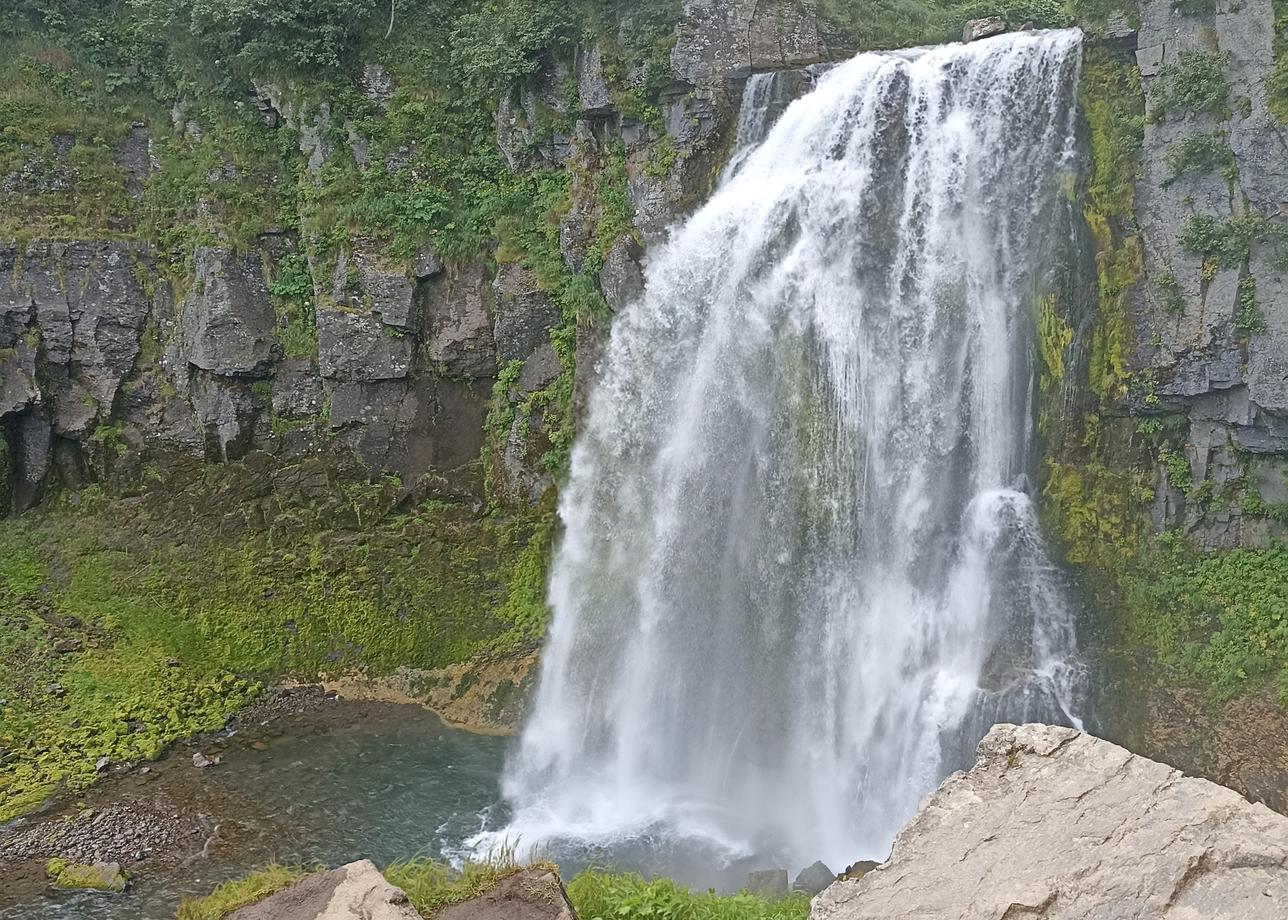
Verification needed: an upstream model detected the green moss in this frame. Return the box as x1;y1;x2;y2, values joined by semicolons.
1036;293;1072;386
1270;0;1288;122
176;865;306;920
46;858;129;892
1079;46;1144;403
1235;274;1265;334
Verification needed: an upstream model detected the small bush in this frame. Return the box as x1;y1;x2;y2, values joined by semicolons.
1177;212;1262;268
1235;275;1266;334
1162;132;1236;185
1154;52;1230;120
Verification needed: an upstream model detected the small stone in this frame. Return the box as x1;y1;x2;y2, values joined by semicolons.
192;752;221;769
250;740;269;751
95;756;110;773
746;869;789;898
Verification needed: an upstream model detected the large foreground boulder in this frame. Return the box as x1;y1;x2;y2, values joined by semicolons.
812;724;1288;920
227;860;419;920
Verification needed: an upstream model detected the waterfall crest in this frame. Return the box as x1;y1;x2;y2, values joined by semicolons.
492;29;1087;877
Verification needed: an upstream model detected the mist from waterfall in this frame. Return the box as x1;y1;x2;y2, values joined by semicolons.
484;29;1088;878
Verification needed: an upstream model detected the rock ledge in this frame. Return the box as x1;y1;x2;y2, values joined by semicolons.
812;723;1288;920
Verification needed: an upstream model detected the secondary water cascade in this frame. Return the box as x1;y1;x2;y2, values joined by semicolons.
489;29;1089;877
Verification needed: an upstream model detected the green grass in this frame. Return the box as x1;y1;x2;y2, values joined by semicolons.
1124;540;1288;702
176;865;306;920
567;871;811;920
386;855;555;917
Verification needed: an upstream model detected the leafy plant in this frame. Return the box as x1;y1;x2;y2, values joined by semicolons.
1154;52;1230;120
1235;275;1266;334
1162;131;1236;185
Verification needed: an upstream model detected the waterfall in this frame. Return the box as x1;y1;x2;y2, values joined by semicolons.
488;29;1087;878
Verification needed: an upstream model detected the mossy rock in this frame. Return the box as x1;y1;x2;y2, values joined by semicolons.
46;857;129;892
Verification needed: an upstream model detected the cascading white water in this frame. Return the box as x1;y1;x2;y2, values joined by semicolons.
487;29;1088;878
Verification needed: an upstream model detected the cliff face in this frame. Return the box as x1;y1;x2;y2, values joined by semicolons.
1039;0;1288;811
1131;0;1288;548
0;0;837;515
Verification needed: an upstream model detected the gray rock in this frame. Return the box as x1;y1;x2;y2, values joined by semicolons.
316;306;413;382
576;44;613;114
413;244;444;280
435;867;576;920
360;64;395;111
0;343;38;417
12;412;51;511
672;0;825;85
811;724;1288;920
188;371;261;461
180;247;277;377
746;869;789;898
191;752;220;769
270;356;324;420
1136;42;1166;77
118;123;152;201
962;17;1007;42
516;343;563;394
792;861;835;896
424;261;496;378
599;235;646;312
227;860;419;920
493;263;561;365
495;61;575;171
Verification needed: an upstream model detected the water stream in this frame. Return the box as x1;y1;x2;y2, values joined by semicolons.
488;29;1089;876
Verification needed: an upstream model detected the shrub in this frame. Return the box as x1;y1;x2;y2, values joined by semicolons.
1177;212;1262;268
1162;132;1236;185
1154;52;1230;120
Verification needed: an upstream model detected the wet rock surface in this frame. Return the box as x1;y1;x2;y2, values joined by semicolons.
812;724;1288;920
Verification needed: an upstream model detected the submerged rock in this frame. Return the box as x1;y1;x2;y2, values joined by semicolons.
811;724;1288;920
227;860;418;920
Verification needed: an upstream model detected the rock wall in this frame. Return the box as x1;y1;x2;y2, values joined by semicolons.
0;0;833;514
1130;0;1288;548
812;723;1288;920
